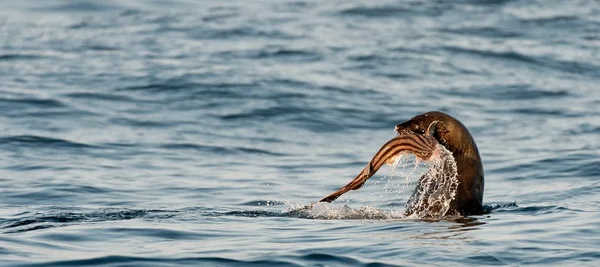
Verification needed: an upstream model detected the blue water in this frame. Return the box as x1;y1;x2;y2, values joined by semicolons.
1;0;600;266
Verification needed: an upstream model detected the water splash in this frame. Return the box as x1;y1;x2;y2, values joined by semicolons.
285;202;404;220
377;153;429;200
287;144;459;220
405;144;459;219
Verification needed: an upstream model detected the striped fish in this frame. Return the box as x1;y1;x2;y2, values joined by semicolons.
319;121;439;203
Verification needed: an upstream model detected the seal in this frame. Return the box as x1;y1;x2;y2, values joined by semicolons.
395;111;484;216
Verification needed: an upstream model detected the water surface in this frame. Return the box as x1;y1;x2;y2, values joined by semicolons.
1;0;600;266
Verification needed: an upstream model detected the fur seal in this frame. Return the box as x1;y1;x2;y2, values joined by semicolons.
395;111;484;216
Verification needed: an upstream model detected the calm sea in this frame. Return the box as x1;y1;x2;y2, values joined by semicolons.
1;0;599;266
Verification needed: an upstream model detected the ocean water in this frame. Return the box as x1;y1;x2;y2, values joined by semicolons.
1;0;600;266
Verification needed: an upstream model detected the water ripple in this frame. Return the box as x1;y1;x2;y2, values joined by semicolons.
11;256;303;267
1;209;178;234
0;135;97;149
2;0;600;266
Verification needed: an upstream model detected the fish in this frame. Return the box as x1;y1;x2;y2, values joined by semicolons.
319;121;440;203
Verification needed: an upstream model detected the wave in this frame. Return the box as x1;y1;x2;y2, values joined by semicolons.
1;209;180;234
8;253;399;267
159;143;287;156
1;201;517;235
216;48;322;62
0;98;65;109
64;92;136;103
0;54;46;60
0;135;98;150
338;4;442;17
29;1;123;13
441;46;600;76
9;255;303;267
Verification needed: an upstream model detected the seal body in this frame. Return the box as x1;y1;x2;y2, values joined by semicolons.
396;111;484;216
